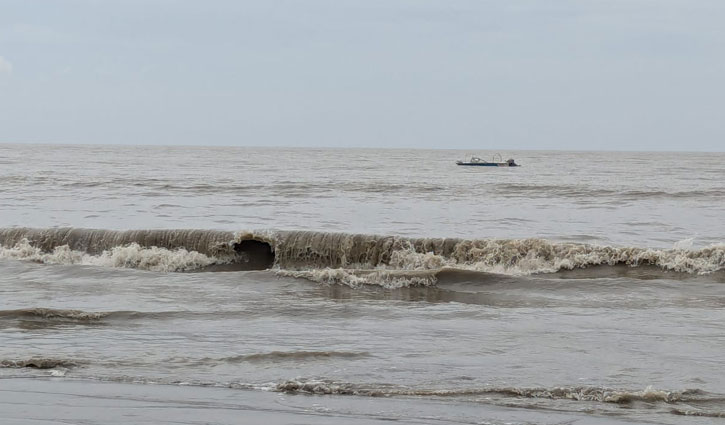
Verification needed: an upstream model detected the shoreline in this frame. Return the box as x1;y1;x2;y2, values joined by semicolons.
0;377;640;425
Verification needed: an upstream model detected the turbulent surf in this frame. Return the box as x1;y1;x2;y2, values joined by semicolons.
1;228;722;284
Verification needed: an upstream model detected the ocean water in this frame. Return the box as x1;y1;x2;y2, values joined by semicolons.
1;144;724;424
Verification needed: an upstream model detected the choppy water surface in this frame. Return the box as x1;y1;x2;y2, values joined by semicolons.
1;144;724;424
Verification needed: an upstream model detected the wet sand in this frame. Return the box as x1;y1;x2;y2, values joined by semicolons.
0;378;642;425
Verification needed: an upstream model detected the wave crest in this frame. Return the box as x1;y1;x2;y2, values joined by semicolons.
1;228;722;279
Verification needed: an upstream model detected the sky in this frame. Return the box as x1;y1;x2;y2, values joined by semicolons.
0;0;723;151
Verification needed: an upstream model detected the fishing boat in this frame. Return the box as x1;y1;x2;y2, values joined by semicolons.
456;153;519;167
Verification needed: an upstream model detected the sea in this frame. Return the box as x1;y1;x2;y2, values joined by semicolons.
1;144;724;425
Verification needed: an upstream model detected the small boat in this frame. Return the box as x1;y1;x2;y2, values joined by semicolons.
456;153;519;167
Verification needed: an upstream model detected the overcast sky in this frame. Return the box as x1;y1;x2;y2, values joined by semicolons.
1;0;723;151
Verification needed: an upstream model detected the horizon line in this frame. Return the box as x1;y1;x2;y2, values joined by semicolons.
0;141;723;154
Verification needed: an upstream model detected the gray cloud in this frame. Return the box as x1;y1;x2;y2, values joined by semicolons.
0;0;723;151
0;56;12;75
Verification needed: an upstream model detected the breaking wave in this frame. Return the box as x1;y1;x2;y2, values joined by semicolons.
277;268;441;288
0;358;83;369
0;238;233;272
671;409;725;418
0;228;722;284
274;379;716;405
0;308;109;321
8;368;720;418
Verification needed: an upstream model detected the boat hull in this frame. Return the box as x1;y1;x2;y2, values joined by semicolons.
456;162;518;167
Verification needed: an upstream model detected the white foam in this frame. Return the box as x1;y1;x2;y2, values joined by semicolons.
448;239;725;276
269;231;725;279
0;239;230;272
277;238;725;288
3;230;724;280
277;268;438;289
274;379;693;404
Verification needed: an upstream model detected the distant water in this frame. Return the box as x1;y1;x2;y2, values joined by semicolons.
1;144;724;424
